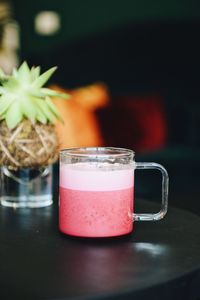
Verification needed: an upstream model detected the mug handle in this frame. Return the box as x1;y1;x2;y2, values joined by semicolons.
134;162;169;221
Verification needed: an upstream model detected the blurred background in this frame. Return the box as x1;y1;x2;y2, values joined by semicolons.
1;0;200;213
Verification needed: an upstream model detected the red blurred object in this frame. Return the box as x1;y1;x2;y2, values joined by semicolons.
97;95;167;153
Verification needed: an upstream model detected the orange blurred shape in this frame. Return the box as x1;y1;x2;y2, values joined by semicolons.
51;83;110;150
71;82;109;111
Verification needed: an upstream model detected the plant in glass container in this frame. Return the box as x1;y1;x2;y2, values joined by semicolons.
0;62;70;208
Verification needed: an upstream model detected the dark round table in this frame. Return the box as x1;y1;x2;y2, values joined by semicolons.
0;199;200;300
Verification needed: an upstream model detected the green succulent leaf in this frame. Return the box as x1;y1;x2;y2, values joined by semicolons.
12;68;18;79
0;62;70;128
0;113;6;120
41;88;70;98
31;91;46;98
34;98;56;123
0;87;6;94
6;102;23;129
0;97;15;115
32;66;57;89
36;106;48;124
30;66;41;81
17;61;31;83
45;97;62;120
3;77;19;91
20;96;37;122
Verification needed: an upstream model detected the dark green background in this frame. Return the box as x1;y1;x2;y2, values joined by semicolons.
13;0;200;55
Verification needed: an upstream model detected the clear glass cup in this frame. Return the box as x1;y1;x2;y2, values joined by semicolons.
59;147;169;238
0;166;53;208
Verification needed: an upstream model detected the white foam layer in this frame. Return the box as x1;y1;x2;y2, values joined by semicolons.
60;162;134;191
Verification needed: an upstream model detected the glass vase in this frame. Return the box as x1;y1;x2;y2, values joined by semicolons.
0;165;53;208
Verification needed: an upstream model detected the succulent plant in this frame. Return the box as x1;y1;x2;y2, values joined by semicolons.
0;61;69;129
0;62;70;169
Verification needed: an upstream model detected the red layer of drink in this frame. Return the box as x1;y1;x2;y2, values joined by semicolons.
59;186;133;237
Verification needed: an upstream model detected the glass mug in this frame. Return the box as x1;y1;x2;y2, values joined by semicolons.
59;147;169;238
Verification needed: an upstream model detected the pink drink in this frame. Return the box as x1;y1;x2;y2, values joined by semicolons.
59;163;134;237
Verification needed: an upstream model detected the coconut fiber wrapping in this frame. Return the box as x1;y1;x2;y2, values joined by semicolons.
0;120;59;169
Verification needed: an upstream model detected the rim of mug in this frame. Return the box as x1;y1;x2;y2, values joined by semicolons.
60;147;135;159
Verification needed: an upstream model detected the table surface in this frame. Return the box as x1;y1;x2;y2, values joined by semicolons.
0;198;200;300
